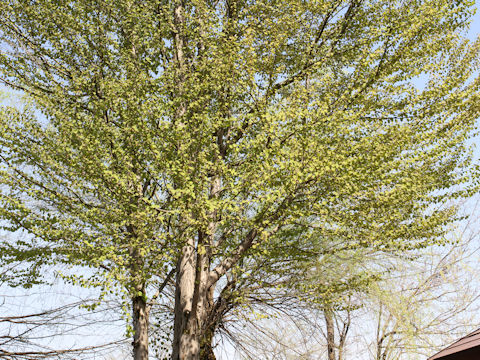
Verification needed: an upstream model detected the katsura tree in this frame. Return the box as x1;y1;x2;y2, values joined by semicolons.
0;1;480;359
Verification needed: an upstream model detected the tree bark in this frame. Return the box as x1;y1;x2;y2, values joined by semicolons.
170;0;203;356
338;310;350;360
132;294;149;360
199;328;216;360
199;285;216;360
172;239;212;360
172;242;197;360
325;308;336;360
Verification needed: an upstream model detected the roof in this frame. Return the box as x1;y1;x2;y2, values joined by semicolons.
429;328;480;359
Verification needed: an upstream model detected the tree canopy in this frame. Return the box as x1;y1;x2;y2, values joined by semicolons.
0;0;479;359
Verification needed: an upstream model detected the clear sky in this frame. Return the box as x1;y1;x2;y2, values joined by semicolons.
469;6;480;40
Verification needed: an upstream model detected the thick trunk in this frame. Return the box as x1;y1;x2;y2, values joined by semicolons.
325;308;335;360
172;243;197;360
170;0;205;358
133;295;149;360
172;246;211;360
177;317;200;360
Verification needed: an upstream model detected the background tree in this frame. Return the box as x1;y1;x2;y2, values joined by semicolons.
1;1;480;359
365;239;480;359
230;215;480;360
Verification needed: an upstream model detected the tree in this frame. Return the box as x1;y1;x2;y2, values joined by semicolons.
222;209;480;360
0;1;479;359
364;241;480;360
222;240;383;360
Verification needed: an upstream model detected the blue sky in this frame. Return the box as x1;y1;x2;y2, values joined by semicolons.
469;5;480;40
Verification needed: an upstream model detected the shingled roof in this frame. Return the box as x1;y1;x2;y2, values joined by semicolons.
429;328;480;360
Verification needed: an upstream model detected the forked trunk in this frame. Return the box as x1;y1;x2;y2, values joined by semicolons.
172;283;216;360
133;295;149;360
172;241;212;360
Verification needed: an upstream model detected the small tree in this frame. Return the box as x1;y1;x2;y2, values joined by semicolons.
365;243;480;360
0;1;479;359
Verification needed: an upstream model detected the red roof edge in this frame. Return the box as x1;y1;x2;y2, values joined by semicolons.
429;328;480;360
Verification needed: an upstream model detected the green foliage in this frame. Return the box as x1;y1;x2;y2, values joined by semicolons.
0;0;479;330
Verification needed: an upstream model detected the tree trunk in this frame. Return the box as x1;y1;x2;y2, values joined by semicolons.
172;233;214;360
325;308;336;360
172;243;197;360
338;310;350;360
199;328;216;360
132;294;149;360
200;285;217;360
